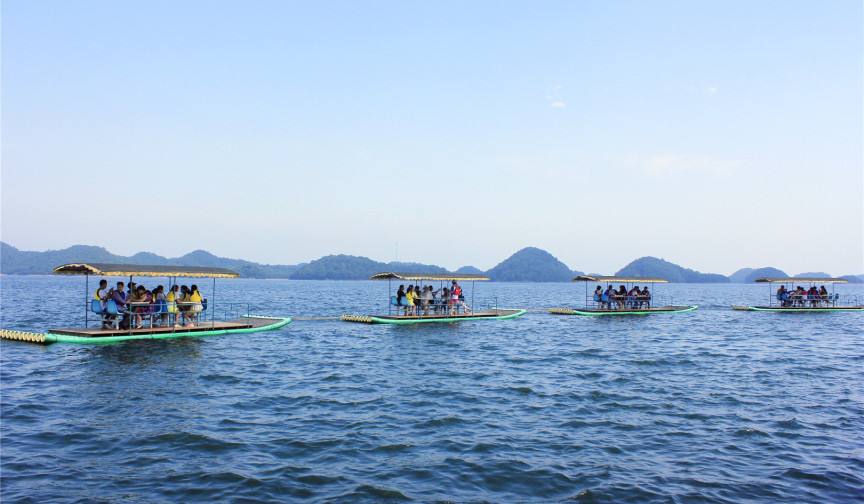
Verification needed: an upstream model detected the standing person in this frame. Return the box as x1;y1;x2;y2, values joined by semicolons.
404;285;416;316
450;281;463;315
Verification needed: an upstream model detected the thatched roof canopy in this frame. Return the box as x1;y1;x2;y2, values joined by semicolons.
53;263;239;278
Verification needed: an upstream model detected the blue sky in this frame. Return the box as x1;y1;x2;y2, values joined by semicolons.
2;1;862;275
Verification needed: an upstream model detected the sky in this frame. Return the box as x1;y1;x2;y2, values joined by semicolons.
2;1;862;276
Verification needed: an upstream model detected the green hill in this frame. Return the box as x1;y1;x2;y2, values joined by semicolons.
616;257;728;283
485;247;579;282
728;266;787;283
0;242;299;278
288;255;448;280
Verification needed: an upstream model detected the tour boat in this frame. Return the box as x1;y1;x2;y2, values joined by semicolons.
0;263;291;344
341;272;526;324
732;277;863;312
548;275;697;316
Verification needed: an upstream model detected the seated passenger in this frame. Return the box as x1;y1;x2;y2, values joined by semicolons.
95;279;110;328
614;285;627;309
627;285;639;308
111;281;131;329
188;284;203;325
819;285;829;306
593;286;602;306
131;285;148;328
420;286;433;316
396;285;407;314
178;285;192;326
601;285;613;310
153;285;168;328
640;286;651;308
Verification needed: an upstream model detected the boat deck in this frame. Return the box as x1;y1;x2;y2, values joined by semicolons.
48;317;274;337
342;308;525;324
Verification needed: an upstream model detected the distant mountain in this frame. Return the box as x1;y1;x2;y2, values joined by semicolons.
455;265;485;275
841;274;864;284
728;268;755;283
795;271;831;278
728;266;787;283
287;255;447;280
0;242;299;278
616;257;729;283
485;247;579;282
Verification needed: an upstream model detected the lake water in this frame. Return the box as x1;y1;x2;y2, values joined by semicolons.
1;276;862;503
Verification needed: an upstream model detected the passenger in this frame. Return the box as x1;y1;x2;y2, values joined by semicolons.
166;285;180;322
154;285;168;327
130;285;147;328
404;285;416;316
614;285;627;309
441;288;450;315
641;286;651;309
94;279;110;328
776;285;788;306
430;286;442;314
178;285;191;326
111;281;131;329
450;281;463;315
627;285;639;308
189;284;204;325
396;285;407;314
421;285;433;316
593;286;603;307
413;284;422;312
601;285;613;310
808;286;819;307
819;285;829;306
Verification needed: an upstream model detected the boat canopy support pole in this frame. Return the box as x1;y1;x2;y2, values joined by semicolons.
85;274;90;327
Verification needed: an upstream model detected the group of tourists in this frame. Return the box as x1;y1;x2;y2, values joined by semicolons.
396;280;472;316
594;285;651;310
94;279;204;330
776;285;830;307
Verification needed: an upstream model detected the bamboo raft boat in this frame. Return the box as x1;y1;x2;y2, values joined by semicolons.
732;277;863;312
0;263;291;345
341;272;526;325
549;275;698;316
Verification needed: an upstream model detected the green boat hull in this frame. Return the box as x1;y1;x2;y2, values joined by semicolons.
734;306;863;313
7;316;292;345
550;305;698;316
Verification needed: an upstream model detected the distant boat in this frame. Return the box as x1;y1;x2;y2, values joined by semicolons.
549;275;697;316
341;272;526;324
732;277;863;312
0;263;290;344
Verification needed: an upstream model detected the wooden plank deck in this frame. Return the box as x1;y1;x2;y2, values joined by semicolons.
370;309;518;321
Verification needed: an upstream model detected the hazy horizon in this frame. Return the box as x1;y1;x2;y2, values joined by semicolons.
2;1;862;275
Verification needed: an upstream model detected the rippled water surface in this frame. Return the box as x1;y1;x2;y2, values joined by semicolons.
2;277;863;503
